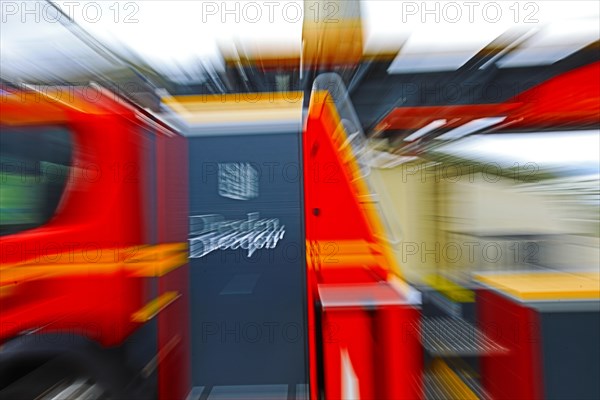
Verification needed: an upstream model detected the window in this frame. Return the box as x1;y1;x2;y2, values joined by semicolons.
0;126;72;236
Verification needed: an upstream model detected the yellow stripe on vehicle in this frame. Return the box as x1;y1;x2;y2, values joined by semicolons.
0;243;189;289
131;291;181;323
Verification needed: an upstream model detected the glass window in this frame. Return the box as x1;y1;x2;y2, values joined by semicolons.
0;126;72;236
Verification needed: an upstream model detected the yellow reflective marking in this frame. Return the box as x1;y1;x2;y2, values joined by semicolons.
0;243;188;290
131;291;181;323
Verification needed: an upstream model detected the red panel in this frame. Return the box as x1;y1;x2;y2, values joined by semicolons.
0;91;147;346
477;290;544;400
303;86;423;399
377;103;519;131
156;133;189;243
156;131;191;400
1;111;145;264
303;98;378;243
322;309;375;399
1;91;191;400
158;264;191;400
304;243;319;400
321;302;422;399
377;62;600;133
508;61;600;128
375;306;423;399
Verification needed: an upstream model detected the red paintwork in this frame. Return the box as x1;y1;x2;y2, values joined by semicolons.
508;62;600;129
378;103;520;131
377;62;600;132
319;289;423;400
477;290;544;400
304;100;380;245
0;89;190;399
155;131;191;400
1;91;145;345
303;88;423;399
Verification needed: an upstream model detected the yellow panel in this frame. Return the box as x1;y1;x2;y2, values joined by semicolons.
162;91;304;125
425;274;475;303
164;91;303;107
474;272;600;300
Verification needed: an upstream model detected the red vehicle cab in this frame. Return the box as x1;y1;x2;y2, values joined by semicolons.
0;87;190;400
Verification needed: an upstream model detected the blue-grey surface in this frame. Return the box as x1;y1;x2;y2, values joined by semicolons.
188;132;308;387
541;311;600;400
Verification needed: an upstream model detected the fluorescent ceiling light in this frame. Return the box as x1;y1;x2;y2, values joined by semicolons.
436;130;600;171
387;26;506;72
436;117;506;140
404;119;446;141
498;18;600;68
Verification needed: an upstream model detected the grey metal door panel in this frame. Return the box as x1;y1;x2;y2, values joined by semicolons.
188;132;307;387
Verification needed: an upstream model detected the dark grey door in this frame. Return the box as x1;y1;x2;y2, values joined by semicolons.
188;131;308;396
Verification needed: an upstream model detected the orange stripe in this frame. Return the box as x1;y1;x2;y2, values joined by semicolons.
0;243;188;289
